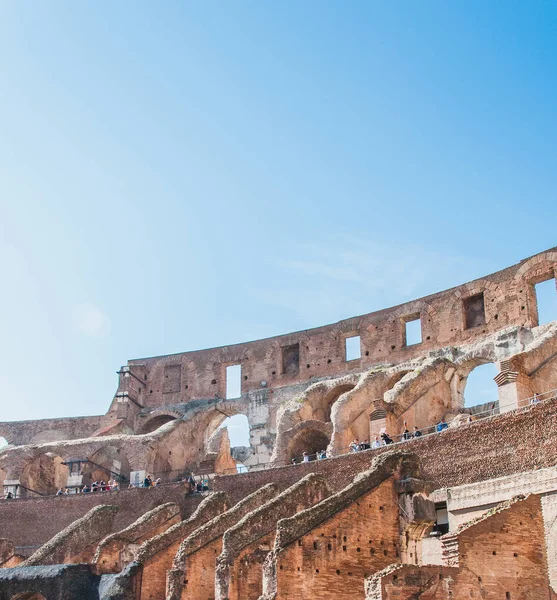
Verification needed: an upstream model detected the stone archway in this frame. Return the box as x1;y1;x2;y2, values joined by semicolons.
20;453;69;496
139;414;178;434
286;422;332;463
318;384;356;422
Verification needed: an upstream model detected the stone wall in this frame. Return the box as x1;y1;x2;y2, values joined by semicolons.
0;414;106;446
117;248;557;410
215;473;329;600
0;563;100;600
168;483;279;600
22;505;119;567
214;398;557;501
366;495;552;599
0;483;203;556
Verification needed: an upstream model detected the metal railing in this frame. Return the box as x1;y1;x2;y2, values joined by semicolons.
219;388;557;475
3;389;555;498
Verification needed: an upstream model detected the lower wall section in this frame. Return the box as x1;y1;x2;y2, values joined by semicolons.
273;479;399;599
0;564;100;600
0;485;203;555
215;399;557;501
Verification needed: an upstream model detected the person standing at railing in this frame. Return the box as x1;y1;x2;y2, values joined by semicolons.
371;436;381;449
381;432;394;445
531;392;541;405
413;426;422;438
302;452;310;463
436;419;448;432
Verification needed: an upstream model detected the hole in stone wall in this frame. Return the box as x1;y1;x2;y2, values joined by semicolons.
281;344;300;375
218;414;250;448
535;279;557;325
345;335;361;361
226;365;242;399
463;363;498;408
463;293;486;329
404;317;422;346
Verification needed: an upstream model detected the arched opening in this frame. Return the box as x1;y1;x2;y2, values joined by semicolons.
81;446;130;486
20;453;69;496
218;414;250;447
463;363;499;409
140;414;177;434
12;593;48;600
386;371;413;391
218;414;250;473
318;384;356;422
287;429;330;463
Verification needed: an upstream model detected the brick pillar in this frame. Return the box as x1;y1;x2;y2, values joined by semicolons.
495;361;533;412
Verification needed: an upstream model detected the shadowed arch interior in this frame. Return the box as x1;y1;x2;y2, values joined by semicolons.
287;428;330;462
140;414;178;434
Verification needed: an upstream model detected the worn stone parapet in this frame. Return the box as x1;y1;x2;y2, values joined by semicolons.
94;502;181;574
215;473;329;600
133;492;229;600
22;504;119;567
0;563;101;600
276;452;418;551
167;483;279;600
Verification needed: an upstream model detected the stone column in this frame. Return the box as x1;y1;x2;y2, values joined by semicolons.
495;361;533;413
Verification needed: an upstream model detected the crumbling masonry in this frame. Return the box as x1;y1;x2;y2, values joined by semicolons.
0;248;557;599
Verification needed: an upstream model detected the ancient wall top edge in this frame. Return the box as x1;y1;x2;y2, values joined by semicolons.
127;245;557;365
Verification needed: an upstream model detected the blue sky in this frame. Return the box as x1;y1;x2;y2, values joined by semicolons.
0;1;556;432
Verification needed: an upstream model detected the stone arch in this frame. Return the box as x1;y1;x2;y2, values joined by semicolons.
19;453;69;496
456;359;499;410
317;384;356;422
285;421;332;463
514;252;557;280
83;445;130;484
28;430;67;444
139;413;179;434
385;370;414;391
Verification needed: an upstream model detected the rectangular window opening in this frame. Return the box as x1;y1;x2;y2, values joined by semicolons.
463;293;486;330
345;335;361;361
226;364;242;399
433;502;449;535
281;343;300;375
404;317;422;346
535;278;557;326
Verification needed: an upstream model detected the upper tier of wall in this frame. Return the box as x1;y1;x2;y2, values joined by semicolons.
119;248;557;409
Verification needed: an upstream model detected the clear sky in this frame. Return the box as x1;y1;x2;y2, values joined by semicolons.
0;1;556;429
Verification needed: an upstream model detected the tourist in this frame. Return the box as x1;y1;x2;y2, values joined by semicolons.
155;478;162;487
318;449;327;460
349;439;360;452
56;488;64;496
371;435;381;449
531;392;541;405
82;484;91;493
436;419;448;432
381;432;394;445
360;439;370;450
302;452;310;463
401;421;412;441
4;491;14;500
413;426;422;438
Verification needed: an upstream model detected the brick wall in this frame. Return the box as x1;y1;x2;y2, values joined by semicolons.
215;398;557;501
125;249;557;409
274;479;399;599
0;484;203;555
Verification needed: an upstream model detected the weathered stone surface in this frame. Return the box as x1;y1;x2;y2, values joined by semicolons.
21;504;119;567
